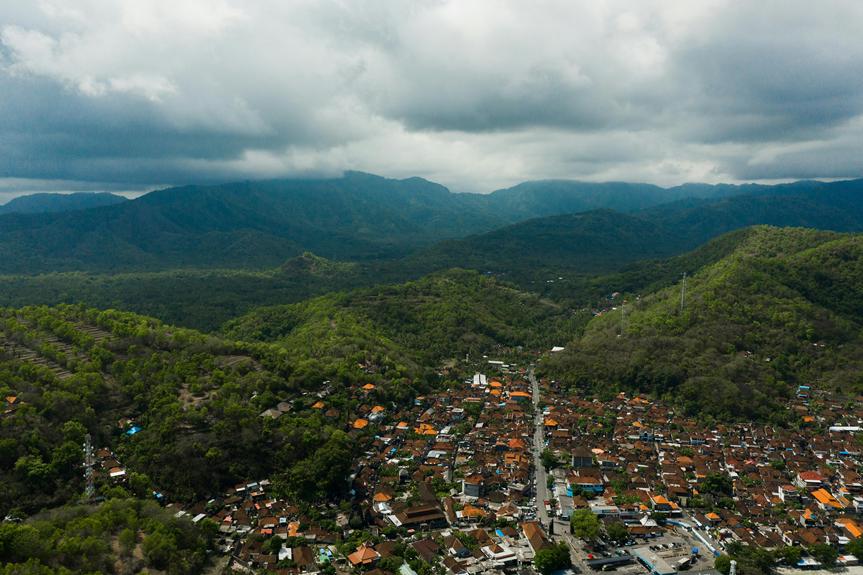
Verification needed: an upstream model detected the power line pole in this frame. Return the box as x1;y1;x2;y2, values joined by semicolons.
83;433;95;500
679;272;687;314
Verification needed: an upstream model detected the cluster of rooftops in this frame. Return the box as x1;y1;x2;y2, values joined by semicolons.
162;361;863;574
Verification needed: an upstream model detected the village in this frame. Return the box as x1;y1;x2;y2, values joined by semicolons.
84;357;863;575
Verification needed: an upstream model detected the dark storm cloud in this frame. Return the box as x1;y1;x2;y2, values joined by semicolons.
0;1;861;195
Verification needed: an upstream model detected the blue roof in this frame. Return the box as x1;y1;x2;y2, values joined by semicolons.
126;426;141;436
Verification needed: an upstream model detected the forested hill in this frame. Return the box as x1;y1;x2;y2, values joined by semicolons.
0;301;458;517
542;226;863;423
483;177;863;218
406;181;863;290
222;269;582;364
0;191;127;215
0;173;500;273
1;172;861;274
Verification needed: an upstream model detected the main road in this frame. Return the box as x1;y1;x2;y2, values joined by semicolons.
529;368;551;530
530;368;587;573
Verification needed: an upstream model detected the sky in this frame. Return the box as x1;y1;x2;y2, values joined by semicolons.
0;0;862;200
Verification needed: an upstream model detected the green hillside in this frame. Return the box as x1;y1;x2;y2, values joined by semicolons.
0;253;377;332
0;192;127;215
0;303;428;512
404;185;863;298
0;499;216;574
542;227;863;423
223;269;583;364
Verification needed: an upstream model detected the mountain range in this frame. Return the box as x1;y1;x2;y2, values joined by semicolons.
0;191;126;215
3;172;863;274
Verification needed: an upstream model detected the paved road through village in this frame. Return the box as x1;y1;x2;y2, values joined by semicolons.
530;368;551;530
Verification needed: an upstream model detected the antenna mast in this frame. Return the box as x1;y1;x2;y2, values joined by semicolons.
83;433;95;500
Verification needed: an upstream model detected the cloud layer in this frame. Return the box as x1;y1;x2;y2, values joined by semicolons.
1;0;862;194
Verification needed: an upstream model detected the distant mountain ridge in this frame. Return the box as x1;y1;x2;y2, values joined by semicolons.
405;179;863;286
0;191;126;215
0;171;861;274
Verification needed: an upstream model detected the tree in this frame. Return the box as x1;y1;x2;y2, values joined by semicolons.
715;555;731;575
534;543;572;575
809;544;838;567
540;449;559;471
142;531;177;570
722;542;775;575
775;545;801;566
848;536;863;560
700;473;734;497
605;521;629;544
570;509;601;541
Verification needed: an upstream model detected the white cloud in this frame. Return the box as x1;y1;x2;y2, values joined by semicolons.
0;0;860;194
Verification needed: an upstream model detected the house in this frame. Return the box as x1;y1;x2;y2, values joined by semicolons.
812;488;846;511
456;504;486;523
837;518;863;540
481;543;517;566
444;535;471;558
778;484;800;503
392;505;448;529
649;494;679;514
572;447;594;468
797;471;826;490
411;539;441;563
568;472;604;495
347;544;380;567
462;474;484;498
522;521;550;553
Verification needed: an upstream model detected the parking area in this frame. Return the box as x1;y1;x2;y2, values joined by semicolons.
570;527;716;574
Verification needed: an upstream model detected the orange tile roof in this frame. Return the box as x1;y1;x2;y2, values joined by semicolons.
347;545;380;566
544;418;558;427
288;521;301;537
371;405;385;413
508;438;526;449
311;401;325;409
353;418;369;429
461;504;486;518
415;423;437;436
362;383;376;391
812;488;843;509
838;518;863;539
